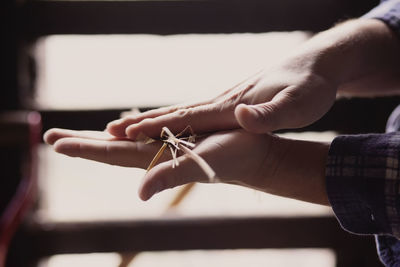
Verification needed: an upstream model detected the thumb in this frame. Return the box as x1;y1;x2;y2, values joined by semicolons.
234;92;299;133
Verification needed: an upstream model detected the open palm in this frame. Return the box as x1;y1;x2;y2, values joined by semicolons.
44;128;329;204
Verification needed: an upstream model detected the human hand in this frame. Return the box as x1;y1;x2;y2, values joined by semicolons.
44;128;330;205
107;64;337;140
107;19;400;140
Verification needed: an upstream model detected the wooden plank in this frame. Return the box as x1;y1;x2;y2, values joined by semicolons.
19;0;378;37
39;108;129;133
285;96;400;134
18;216;375;257
0;111;41;146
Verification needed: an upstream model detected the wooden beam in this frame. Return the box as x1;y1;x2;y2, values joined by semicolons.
19;216;374;256
19;0;378;37
285;96;400;135
1;1;19;109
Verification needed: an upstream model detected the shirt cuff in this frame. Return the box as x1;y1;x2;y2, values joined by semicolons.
362;0;400;35
326;132;400;237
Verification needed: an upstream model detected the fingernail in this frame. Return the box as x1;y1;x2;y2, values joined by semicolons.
241;104;257;116
236;103;247;109
108;119;124;128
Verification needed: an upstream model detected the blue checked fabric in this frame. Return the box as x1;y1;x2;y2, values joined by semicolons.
326;129;400;266
363;0;400;35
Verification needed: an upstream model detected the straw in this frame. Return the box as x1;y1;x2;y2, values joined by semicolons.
146;126;216;182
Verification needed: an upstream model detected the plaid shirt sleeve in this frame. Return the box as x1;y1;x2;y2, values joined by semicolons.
363;0;400;35
326;132;400;265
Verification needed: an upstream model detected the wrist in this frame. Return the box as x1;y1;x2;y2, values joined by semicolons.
296;19;400;88
266;136;331;206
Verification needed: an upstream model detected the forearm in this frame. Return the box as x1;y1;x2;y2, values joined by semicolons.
287;19;400;96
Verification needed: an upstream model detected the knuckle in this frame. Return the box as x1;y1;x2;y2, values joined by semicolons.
255;104;277;129
258;104;275;120
227;83;256;106
175;108;192;119
282;86;303;100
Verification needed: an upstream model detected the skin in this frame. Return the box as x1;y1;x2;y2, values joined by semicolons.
44;128;330;204
107;19;400;140
44;19;400;204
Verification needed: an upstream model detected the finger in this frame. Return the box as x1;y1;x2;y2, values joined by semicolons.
120;107;141;118
107;71;263;138
125;103;239;140
107;101;211;137
139;155;209;201
44;128;115;145
107;107;180;137
53;137;166;168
